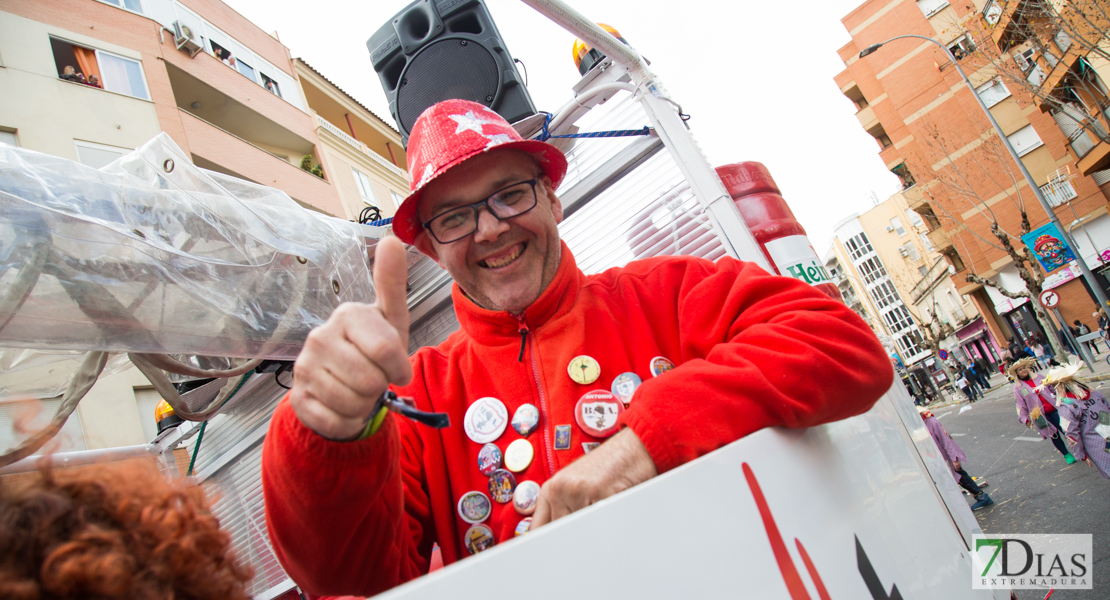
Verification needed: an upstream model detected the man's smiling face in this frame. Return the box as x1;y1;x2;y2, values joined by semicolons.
415;148;563;314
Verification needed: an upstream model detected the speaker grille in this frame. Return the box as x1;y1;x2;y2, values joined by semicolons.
397;38;498;135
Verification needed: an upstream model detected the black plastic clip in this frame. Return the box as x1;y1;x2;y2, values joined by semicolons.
379;390;450;429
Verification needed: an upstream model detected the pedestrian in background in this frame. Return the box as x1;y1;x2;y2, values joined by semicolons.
962;363;984;398
1035;331;1058;367
956;374;978;403
1010;358;1075;464
1096;309;1110;344
1031;340;1048;369
971;359;992;390
1072;319;1100;355
919;408;993;510
1042;362;1110;479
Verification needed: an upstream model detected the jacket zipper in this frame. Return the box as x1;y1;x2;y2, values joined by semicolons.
516;313;556;478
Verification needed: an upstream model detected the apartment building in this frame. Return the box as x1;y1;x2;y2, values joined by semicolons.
824;247;873;325
834;0;1110;358
296;58;410;222
983;0;1110;177
0;0;406;457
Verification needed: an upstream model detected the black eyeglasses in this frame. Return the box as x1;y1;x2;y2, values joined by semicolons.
422;178;540;244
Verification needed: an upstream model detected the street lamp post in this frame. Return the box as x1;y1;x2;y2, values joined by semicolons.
860;35;1110;314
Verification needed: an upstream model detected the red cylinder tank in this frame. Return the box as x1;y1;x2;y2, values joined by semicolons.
715;162;842;302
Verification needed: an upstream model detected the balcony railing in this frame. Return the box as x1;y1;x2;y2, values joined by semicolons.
910;258;950;303
314;115;409;181
178;109;343;216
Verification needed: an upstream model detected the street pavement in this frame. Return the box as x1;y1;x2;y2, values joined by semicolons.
926;361;1110;600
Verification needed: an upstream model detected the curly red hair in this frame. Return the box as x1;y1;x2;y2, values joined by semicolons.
0;458;253;599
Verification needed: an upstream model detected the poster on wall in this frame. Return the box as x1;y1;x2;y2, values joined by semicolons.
1021;223;1076;272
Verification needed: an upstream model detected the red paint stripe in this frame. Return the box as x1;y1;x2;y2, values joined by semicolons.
796;539;832;600
743;462;812;600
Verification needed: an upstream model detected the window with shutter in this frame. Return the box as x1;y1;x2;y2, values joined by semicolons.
0;398;87;455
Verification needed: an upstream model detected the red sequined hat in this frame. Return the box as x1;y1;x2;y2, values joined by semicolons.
392;99;567;245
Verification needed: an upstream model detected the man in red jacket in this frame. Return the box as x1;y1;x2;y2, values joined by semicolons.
262;99;894;597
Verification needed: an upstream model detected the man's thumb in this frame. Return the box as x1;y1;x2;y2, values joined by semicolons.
372;236;410;338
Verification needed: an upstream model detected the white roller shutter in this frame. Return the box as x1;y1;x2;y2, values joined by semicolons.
134;387;163;443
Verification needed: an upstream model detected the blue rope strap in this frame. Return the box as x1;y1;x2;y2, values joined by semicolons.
365;217;393;227
537;113;651;142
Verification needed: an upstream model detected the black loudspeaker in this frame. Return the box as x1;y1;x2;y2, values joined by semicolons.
367;0;536;147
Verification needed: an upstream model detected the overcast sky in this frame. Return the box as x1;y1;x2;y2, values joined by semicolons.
224;0;902;252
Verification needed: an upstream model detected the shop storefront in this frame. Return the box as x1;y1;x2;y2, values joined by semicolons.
953;316;1002;371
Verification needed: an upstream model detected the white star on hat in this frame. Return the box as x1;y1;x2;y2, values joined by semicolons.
449;110;501;135
418;163;436;188
482;133;514;150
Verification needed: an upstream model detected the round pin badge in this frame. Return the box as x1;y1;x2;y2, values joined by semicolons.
513;480;541;516
611;372;642;404
457;491;491;524
568;355;601;385
477;443;503;476
488;468;517;503
464;397;508;444
464;524;495;555
504;438;534;472
574;390;624;438
515;517;533;537
511;403;540;437
649;356;676;377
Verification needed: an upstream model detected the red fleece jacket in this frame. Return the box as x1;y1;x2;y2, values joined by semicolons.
262;243;893;596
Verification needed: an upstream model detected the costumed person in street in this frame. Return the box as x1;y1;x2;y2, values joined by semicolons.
1041;362;1110;479
260;99;895;597
1010;357;1075;463
1097;309;1110;344
918;408;993;510
0;459;252;599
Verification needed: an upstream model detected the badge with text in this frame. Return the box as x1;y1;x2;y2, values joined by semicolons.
504;439;534;472
574;390;624;438
511;403;540;437
515;517;533;537
513;480;541;515
611;372;642;404
457;491;491;524
464;397;508;444
649;356;676;377
568;355;601;385
477;443;503;476
465;524;495;555
554;425;572;450
488;468;517;503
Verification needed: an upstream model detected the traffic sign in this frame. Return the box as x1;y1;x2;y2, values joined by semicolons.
1039;290;1059;308
938;349;949;360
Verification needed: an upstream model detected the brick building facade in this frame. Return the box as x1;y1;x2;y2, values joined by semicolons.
834;0;1110;358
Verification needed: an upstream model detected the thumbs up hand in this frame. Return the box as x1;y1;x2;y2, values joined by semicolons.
290;236;413;440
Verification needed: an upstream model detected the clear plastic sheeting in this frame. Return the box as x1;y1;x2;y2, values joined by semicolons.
0;133;376;360
188;373;293;598
0;349;133;401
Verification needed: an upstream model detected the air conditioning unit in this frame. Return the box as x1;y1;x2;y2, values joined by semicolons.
886;225;895;232
171;21;203;58
898;247;910;257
